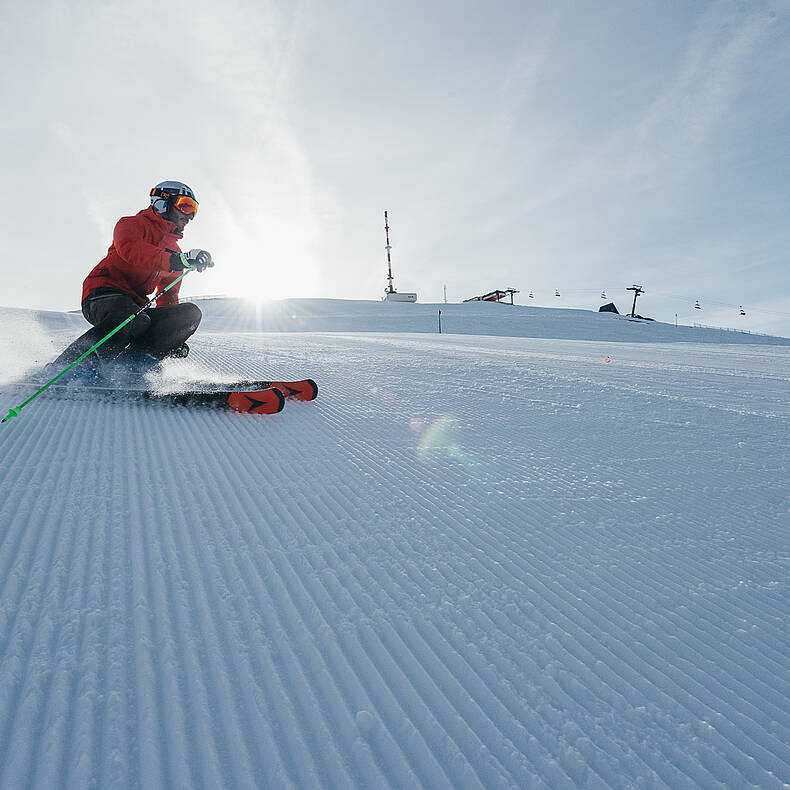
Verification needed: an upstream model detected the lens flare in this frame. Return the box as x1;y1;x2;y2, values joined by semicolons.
416;415;466;461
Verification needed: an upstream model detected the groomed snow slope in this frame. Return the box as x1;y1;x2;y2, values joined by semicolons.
1;299;789;789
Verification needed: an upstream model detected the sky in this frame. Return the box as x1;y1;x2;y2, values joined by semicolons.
2;0;790;336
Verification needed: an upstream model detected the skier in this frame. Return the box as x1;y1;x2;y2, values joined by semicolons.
48;180;214;379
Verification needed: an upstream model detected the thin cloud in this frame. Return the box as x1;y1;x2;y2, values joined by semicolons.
629;1;777;173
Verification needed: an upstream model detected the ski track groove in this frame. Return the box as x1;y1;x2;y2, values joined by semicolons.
230;407;520;787
126;406;171;790
156;442;258;790
251;480;485;789
302;477;554;788
278;392;636;788
169;404;370;788
156;406;338;788
274;488;493;789
48;420;107;790
1;330;789;788
312;431;643;787
0;399;92;786
132;386;464;788
99;414;133;790
184;406;427;789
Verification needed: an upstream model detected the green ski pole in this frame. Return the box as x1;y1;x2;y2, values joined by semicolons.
3;266;195;423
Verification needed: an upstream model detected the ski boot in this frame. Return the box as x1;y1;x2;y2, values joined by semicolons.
39;352;101;387
100;351;161;388
164;343;190;359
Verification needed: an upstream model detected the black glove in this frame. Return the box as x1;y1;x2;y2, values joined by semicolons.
169;249;214;272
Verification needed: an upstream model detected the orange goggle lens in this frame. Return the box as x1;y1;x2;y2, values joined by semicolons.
171;195;198;217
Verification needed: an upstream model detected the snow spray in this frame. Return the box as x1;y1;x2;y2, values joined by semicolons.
2;268;195;423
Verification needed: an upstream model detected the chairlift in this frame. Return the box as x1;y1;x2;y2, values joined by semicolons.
739;306;746;316
528;290;534;298
601;291;607;299
694;300;701;310
555;289;561;297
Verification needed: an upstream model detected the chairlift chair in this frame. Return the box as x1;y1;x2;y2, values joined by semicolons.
694;300;701;310
528;290;534;298
739;306;746;316
555;289;561;297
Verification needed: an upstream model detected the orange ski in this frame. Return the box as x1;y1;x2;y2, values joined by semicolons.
264;379;318;401
219;378;318;401
226;387;286;415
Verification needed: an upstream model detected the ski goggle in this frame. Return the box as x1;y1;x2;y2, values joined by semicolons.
150;188;199;217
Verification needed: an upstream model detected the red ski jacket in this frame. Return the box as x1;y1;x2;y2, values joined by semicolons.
82;207;184;307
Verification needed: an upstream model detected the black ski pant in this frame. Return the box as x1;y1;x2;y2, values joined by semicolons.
53;289;202;367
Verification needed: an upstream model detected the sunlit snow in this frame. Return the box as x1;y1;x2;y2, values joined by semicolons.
1;298;788;789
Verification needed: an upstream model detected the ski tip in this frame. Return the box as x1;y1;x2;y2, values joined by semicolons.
226;387;286;415
269;378;318;401
302;379;318;401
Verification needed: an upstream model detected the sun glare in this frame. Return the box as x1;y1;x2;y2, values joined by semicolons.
203;248;317;306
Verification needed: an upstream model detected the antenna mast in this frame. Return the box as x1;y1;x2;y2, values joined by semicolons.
384;210;395;294
380;210;418;302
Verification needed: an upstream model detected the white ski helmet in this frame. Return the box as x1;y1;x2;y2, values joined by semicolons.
149;180;198;217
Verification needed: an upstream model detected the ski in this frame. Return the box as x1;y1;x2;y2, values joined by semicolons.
104;386;288;414
7;375;317;420
39;376;318;400
149;387;287;414
9;381;288;415
201;378;318;401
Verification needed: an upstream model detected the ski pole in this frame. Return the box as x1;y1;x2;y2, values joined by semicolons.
2;266;195;423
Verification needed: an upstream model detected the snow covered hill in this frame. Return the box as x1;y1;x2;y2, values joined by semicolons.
1;298;789;789
192;297;790;346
